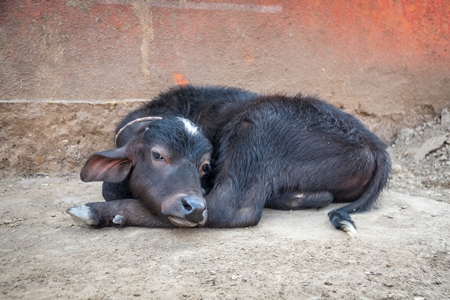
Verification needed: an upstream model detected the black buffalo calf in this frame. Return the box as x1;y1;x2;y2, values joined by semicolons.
67;85;391;236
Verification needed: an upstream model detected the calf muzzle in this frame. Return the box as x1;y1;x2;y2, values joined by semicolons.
162;195;207;227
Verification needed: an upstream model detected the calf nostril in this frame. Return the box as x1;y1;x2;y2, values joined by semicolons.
180;196;206;223
181;198;193;212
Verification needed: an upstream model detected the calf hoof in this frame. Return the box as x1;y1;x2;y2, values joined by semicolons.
112;214;124;228
66;205;99;228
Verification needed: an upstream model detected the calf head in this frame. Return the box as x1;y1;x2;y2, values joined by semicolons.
80;116;213;227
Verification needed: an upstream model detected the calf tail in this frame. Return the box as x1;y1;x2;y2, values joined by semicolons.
328;148;391;236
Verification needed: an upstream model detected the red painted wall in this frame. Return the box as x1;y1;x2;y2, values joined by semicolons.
1;0;449;136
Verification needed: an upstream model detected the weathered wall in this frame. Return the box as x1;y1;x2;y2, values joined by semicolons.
1;0;449;177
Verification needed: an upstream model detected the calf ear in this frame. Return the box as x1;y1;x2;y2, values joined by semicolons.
80;147;133;183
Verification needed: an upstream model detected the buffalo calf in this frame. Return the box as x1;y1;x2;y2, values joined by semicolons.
67;85;391;236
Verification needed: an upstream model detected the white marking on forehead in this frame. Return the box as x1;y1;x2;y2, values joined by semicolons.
177;117;199;136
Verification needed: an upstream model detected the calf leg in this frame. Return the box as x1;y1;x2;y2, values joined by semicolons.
266;191;334;210
205;180;266;228
66;199;173;228
267;191;357;236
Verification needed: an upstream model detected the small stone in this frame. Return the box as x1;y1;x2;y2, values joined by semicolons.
392;164;402;174
412;134;448;162
426;121;435;127
395;128;415;144
441;107;450;127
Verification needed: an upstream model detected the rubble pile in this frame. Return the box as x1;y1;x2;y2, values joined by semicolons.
389;107;450;203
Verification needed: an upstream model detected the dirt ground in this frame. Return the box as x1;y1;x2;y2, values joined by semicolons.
1;113;449;300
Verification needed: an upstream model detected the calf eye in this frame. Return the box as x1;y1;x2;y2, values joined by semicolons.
152;151;164;161
201;162;211;175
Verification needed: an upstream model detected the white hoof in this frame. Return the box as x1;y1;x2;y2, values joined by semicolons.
112;214;124;225
66;205;96;228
